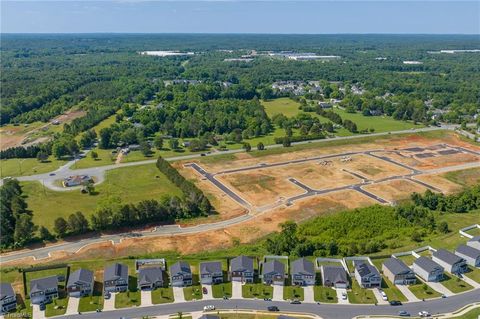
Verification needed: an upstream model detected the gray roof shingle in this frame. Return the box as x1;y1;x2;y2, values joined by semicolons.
468;236;480;243
355;261;380;278
383;258;412;276
30;276;58;294
0;283;15;300
322;266;348;284
170;261;191;275
138;267;163;286
67;269;93;287
230;256;253;273
433;249;465;266
262;260;285;276
414;256;443;273
200;261;222;275
455;245;480;259
104;263;128;282
291;258;314;276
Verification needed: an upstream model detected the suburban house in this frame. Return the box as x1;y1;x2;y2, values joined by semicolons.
413;257;444;282
291;258;315;286
320;265;349;289
137;267;164;290
229;256;254;283
30;276;59;305
170;261;192;287
467;236;480;250
0;283;16;313
199;261;223;285
382;258;416;285
103;263;129;293
354;261;382;288
432;249;468;274
455;245;480;267
66;268;94;297
261;260;286;285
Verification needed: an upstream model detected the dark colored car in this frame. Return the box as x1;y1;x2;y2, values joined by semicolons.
398;310;410;317
39;303;46;311
267;306;279;311
202;287;208;294
390;300;402;306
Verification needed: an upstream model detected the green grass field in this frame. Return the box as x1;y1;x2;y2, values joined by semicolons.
0;157;68;178
151;287;174;304
45;294;68;317
283;285;304;301
457;307;480;319
444;167;480;188
465;266;480;283
408;281;441;299
78;282;104;312
381;277;407;302
23;163;182;230
114;276;140;308
440;273;473;293
211;282;232;298
347;280;376;304
313;286;337;303
183;285;203;301
242;283;273;299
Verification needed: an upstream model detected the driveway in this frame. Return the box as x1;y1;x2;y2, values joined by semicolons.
272;284;284;301
103;292;116;311
303;285;315;303
427;281;454;297
202;284;214;300
172;286;185;303
231;281;243;299
140;290;153;307
32;304;45;319
66;297;79;315
372;288;389;305
462;275;480;289
335;288;350;304
396;284;420;302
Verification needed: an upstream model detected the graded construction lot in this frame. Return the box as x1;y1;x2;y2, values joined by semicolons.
179;132;480;214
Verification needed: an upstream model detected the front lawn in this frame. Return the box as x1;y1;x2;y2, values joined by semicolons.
183;285;203;301
151;287;174;304
78;281;104;312
440;273;473;293
114;276;140;308
465;266;480;283
381;277;407;302
313;286;337;303
45;295;68;317
211;282;232;298
242;283;273;299
347;280;376;304
408;281;441;299
283;285;304;301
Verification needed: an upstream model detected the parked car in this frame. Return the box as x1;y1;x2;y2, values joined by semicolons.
104;292;111;300
380;290;388;301
341;292;347;300
263;298;272;301
441;294;447;298
39;303;46;311
398;311;410;317
202;287;208;294
203;305;215;311
267;306;279;312
290;299;301;304
390;300;402;306
418;311;431;317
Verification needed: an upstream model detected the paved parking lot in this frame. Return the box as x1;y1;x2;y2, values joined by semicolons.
172;286;185;303
303;285;315;303
231;281;243;299
140;290;153;307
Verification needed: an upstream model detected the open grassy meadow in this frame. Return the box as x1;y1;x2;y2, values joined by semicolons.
23;163;182;230
0;157;68;178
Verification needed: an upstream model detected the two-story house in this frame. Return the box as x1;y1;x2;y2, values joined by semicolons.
67;269;94;297
290;258;315;286
432;249;468;275
413;257;444;282
382;258;416;285
320;265;349;289
199;261;223;285
354;261;381;288
229;256;254;283
170;261;192;287
455;245;480;267
103;263;129;293
261;260;286;285
138;267;164;290
0;283;17;314
30;276;59;305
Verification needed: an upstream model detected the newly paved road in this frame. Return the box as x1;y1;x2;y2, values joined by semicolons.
59;288;480;319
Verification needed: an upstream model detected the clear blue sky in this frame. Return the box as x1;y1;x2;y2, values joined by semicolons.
1;1;479;34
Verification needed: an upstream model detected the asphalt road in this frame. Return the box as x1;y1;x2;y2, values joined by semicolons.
59;289;480;319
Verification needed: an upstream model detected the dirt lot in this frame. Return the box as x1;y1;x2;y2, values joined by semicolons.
363;179;428;202
414;174;464;194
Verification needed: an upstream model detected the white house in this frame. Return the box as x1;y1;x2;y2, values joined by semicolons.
432;249;468;274
455;245;480;267
412;257;444;282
